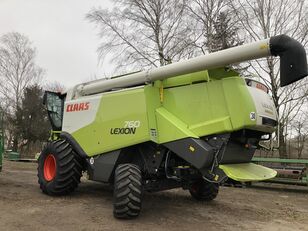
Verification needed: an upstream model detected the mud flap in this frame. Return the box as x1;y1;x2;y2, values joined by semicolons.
219;163;277;182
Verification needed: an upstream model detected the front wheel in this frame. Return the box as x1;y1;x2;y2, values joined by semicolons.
113;164;143;219
37;140;83;196
189;179;219;201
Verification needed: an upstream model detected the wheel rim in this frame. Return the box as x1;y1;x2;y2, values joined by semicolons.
190;182;199;193
191;179;204;193
44;154;56;181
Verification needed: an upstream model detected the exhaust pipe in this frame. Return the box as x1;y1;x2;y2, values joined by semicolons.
76;35;307;96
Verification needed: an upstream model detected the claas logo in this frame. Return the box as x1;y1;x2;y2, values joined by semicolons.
66;102;90;112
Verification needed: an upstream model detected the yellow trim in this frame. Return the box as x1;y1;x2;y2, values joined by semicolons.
189;146;195;152
159;84;164;103
259;44;269;50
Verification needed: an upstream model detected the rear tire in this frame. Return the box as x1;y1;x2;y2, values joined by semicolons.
37;140;83;196
189;179;219;201
113;164;143;219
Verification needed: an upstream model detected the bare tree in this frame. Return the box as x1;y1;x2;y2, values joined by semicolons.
0;32;44;111
187;0;225;53
44;80;66;93
291;112;308;159
187;0;242;54
0;32;44;151
230;0;308;158
87;0;195;72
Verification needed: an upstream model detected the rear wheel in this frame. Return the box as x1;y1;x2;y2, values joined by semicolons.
189;179;219;201
113;164;143;219
38;140;83;196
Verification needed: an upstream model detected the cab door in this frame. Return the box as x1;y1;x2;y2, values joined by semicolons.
43;91;65;131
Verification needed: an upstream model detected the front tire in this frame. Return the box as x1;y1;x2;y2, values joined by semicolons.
113;164;143;219
189;179;219;201
38;140;83;196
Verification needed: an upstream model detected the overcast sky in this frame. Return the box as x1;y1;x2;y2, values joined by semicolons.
0;0;114;88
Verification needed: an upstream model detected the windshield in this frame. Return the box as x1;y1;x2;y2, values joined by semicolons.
43;91;65;131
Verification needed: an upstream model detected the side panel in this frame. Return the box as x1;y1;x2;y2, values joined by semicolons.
155;76;257;143
87;150;121;182
222;77;257;130
61;69;276;157
67;87;149;156
246;86;277;133
62;95;102;134
164;138;214;169
155;108;198;143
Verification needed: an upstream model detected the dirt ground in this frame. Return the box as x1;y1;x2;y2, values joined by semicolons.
0;160;308;231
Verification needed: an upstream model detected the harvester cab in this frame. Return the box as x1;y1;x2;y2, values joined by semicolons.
40;34;307;218
43;91;64;131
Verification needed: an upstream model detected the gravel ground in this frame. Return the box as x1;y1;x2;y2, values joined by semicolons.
0;160;308;231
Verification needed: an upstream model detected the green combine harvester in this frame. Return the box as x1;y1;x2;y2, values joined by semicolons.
39;35;307;218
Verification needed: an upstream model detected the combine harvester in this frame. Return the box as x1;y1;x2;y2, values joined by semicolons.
39;35;307;218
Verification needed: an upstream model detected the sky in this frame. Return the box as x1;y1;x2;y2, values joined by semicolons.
0;0;114;88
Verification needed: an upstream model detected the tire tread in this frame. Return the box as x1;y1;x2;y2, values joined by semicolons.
37;140;83;196
113;164;143;219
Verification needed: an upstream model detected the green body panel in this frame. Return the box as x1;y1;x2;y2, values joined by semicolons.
72;88;149;156
219;163;277;182
161;70;210;88
155;76;256;142
65;69;262;157
208;68;240;80
222;78;257;130
155;107;198;143
144;84;162;143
